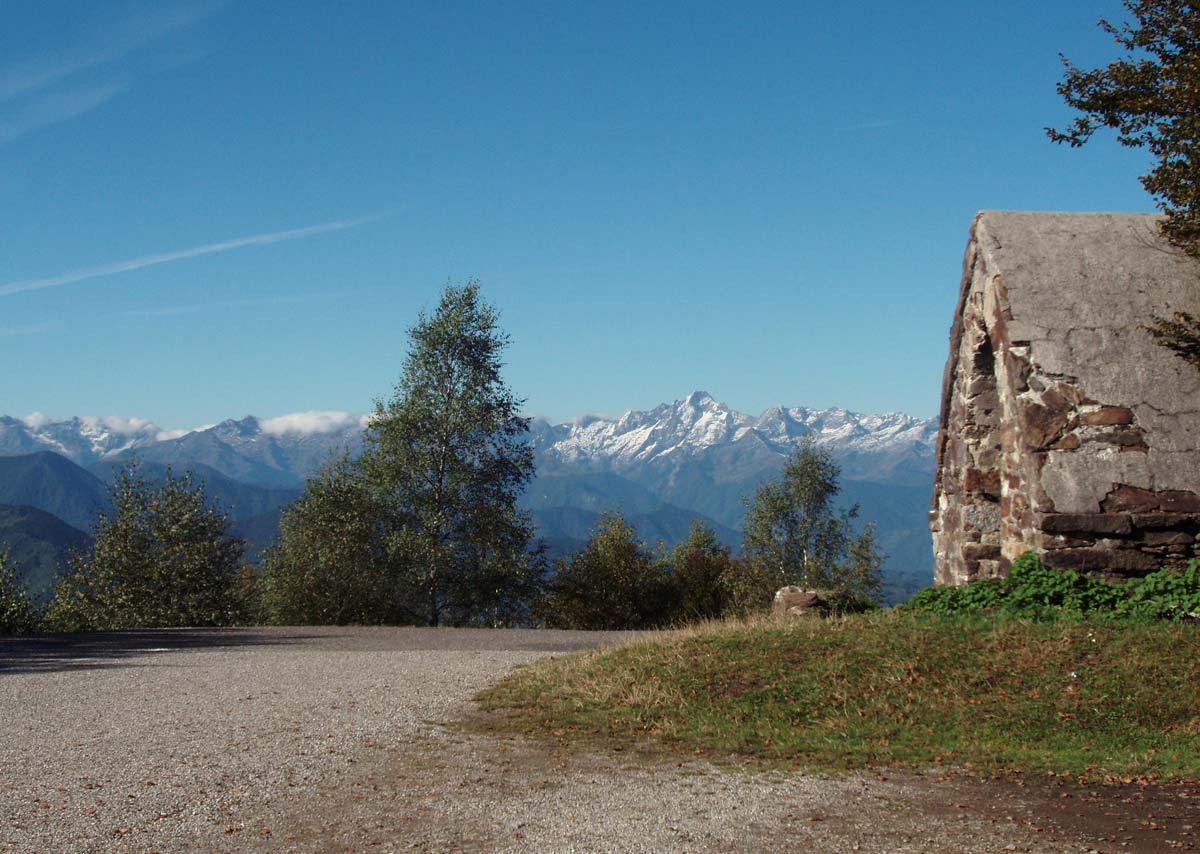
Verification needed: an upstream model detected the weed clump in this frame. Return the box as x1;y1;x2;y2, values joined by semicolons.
906;552;1200;621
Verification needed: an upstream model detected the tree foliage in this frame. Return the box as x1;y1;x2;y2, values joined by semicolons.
669;520;781;621
361;281;543;626
0;546;37;635
1142;309;1200;369
1049;1;1200;252
42;462;245;630
263;455;402;625
1048;1;1200;367
538;514;674;629
741;440;883;605
267;282;543;626
670;521;736;622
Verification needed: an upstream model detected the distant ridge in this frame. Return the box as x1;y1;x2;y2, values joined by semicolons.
0;452;109;531
1;394;935;488
0;503;90;603
0;394;938;602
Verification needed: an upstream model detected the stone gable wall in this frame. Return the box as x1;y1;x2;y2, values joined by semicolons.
931;211;1200;587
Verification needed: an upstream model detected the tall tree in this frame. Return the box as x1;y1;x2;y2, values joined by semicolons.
1048;1;1200;367
361;281;542;626
741;440;883;606
42;462;245;630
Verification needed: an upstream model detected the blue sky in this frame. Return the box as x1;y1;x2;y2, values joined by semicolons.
1;0;1153;428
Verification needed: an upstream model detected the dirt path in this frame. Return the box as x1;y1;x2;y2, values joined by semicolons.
1;627;1194;853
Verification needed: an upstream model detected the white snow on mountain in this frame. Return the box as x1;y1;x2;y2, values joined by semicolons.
2;414;206;466
0;392;937;481
532;391;937;469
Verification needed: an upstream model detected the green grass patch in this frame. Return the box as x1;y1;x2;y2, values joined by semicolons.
477;611;1200;779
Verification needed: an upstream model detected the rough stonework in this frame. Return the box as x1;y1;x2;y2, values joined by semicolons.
931;211;1200;586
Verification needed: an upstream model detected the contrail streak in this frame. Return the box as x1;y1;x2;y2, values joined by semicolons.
0;215;378;298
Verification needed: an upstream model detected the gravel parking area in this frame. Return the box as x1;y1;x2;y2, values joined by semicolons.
0;627;1177;853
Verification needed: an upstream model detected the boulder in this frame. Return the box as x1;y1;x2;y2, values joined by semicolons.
772;586;832;617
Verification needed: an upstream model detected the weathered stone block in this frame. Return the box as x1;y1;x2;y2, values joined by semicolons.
1043;548;1111;571
1160;491;1200;513
962;503;1000;533
1042;535;1093;550
1140;531;1195;547
963;467;1001;496
1051;433;1081;451
1101;485;1160;513
961;543;1001;561
1019;402;1069;449
1131;512;1199;529
1079;407;1134;426
1039;513;1133;535
1101;428;1148;450
1108;550;1163;573
772;587;831;618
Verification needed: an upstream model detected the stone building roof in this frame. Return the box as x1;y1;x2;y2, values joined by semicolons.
931;211;1200;585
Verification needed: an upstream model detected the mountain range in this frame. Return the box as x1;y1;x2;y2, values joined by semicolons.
0;393;938;603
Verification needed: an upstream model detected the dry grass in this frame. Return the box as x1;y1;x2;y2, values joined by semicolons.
478;611;1200;780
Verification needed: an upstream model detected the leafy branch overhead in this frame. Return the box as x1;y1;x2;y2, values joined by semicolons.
1048;0;1200;254
1049;1;1200;369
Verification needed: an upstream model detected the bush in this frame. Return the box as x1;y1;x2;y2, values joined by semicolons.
671;521;844;621
42;462;245;630
537;514;675;630
0;547;37;635
263;457;403;626
907;552;1200;621
1118;560;1200;620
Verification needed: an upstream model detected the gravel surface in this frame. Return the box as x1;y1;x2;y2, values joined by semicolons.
0;627;1174;853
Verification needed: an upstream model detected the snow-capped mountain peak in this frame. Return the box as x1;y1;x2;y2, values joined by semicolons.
1;413;189;466
0;393;937;486
535;391;935;479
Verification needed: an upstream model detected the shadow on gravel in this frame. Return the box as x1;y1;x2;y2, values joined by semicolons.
0;628;322;675
0;626;634;676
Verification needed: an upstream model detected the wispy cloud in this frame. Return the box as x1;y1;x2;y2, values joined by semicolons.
0;216;381;298
0;81;127;148
106;292;346;319
0;322;61;337
0;4;216;146
0;5;212;105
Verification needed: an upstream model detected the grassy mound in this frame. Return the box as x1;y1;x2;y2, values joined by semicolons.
477;612;1200;779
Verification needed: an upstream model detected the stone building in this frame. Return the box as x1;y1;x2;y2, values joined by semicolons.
931;211;1200;586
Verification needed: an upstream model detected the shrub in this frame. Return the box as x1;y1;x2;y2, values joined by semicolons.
1117;560;1200;620
0;547;37;635
907;552;1200;621
42;462;245;631
537;514;675;630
